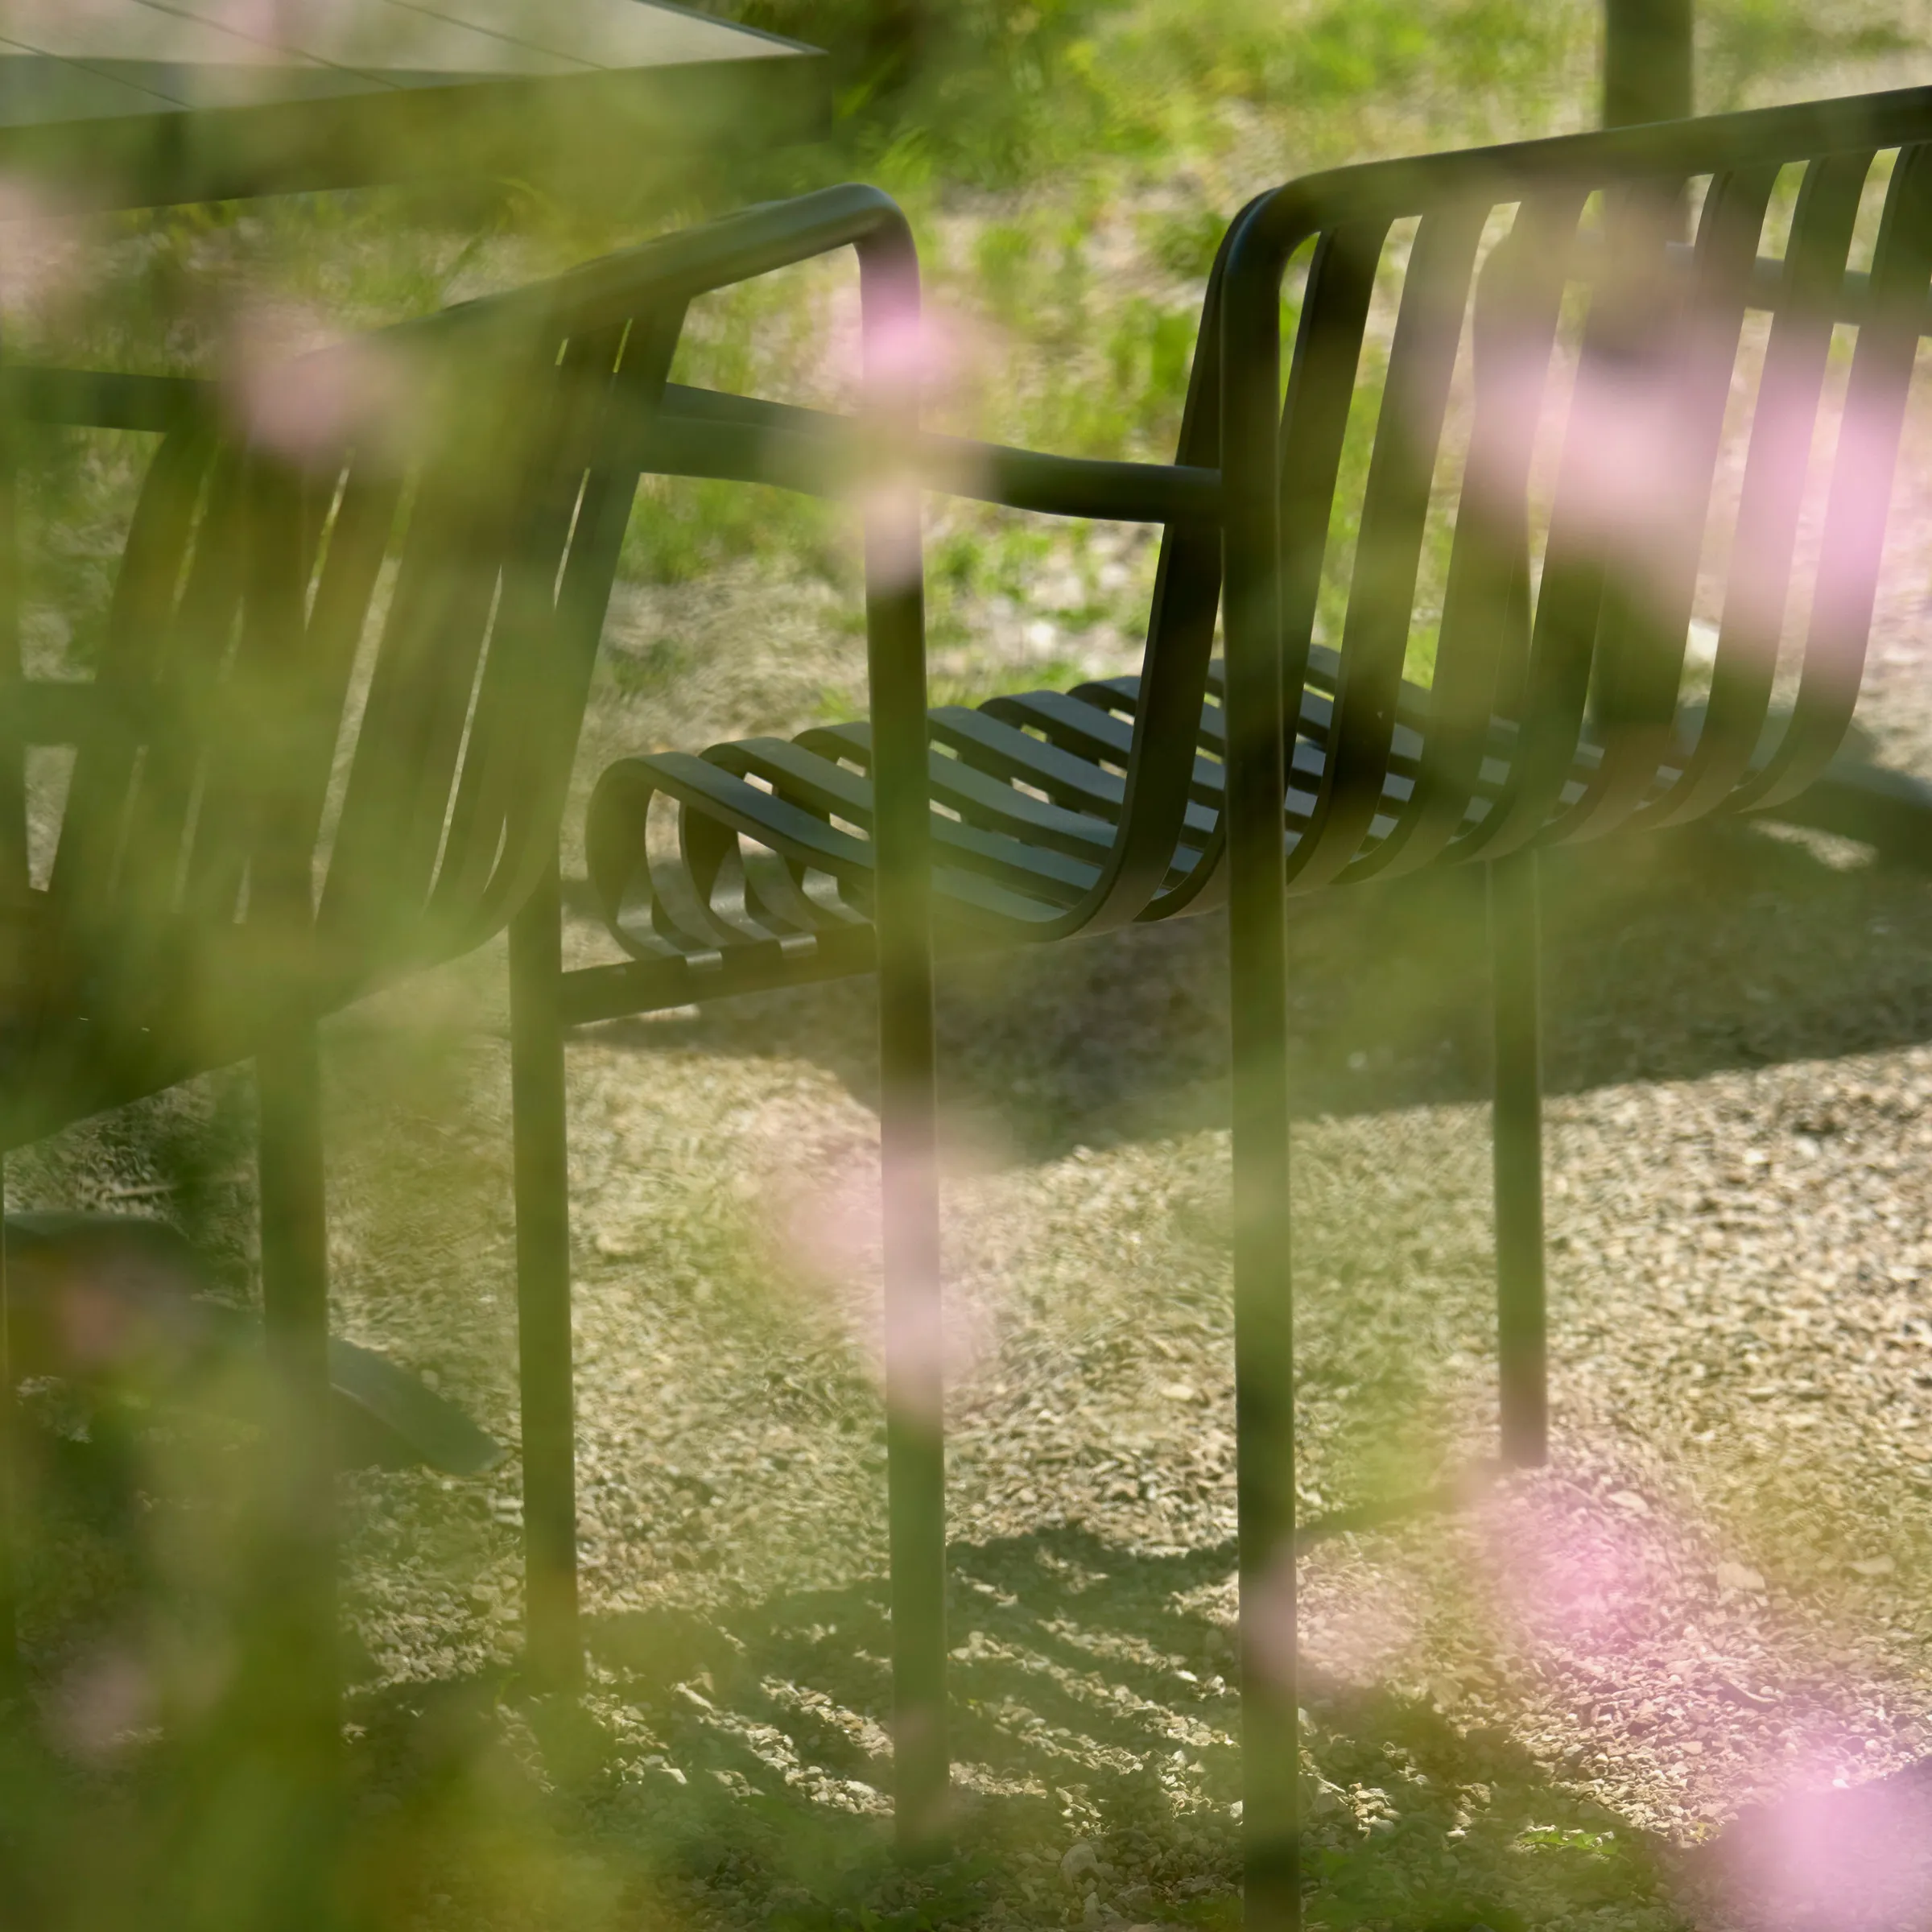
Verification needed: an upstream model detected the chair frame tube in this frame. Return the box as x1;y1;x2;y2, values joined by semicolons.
1488;852;1547;1469
501;185;948;1847
254;1018;341;1770
512;860;580;1691
1220;192;1305;1932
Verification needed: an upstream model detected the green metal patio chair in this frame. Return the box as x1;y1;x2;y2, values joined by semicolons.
1215;89;1932;1926
0;184;919;1735
537;88;1932;1922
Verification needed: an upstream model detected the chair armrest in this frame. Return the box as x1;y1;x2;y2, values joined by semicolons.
1;367;214;432
640;383;1221;526
395;184;918;357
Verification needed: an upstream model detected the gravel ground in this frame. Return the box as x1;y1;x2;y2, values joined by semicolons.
250;631;1932;1926
18;570;1932;1928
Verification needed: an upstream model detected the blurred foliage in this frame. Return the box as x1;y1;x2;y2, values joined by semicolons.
1699;0;1913;110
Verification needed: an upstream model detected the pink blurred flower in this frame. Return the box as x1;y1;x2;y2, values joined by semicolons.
224;299;415;467
863;291;971;409
1478;1479;1667;1659
859;483;926;597
192;0;319;55
1709;1755;1932;1932
1466;342;1694;592
50;1645;155;1765
752;1104;997;1425
745;1097;1020;1430
850;291;952;595
1299;1558;1419;1687
1242;1546;1299;1695
1459;279;1909;704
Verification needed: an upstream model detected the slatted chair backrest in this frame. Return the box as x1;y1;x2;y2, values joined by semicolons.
315;312;681;979
1215;91;1932;901
24;308;675;1069
0;184;918;1141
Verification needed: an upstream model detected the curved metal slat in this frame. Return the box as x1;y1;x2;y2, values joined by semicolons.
1455;184;1687;861
423;328;627;920
1288;202;1487;890
278;466;408;869
435;310;687;952
714;738;1100;907
1554;162;1782;844
1377;189;1599;880
46;427;214;927
1644;150;1873;827
983;689;1232;807
318;448;516;946
1739;138;1932;811
180;454;322;931
585;747;1061;958
795;724;1125;861
1267;219;1387;890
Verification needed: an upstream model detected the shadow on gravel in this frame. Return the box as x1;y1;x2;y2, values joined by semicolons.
488;1523;1687;1932
572;811;1932;1166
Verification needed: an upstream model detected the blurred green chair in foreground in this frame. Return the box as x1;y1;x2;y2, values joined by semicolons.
0;184;919;1785
544;86;1932;1920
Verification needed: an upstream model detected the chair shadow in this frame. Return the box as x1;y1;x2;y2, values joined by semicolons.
331;1521;1691;1931
567;807;1932;1167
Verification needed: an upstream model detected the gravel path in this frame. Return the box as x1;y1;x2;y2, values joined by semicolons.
258;684;1932;1930
13;584;1930;1928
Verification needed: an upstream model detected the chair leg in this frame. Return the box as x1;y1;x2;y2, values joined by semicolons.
1224;704;1299;1926
862;468;949;1856
510;861;582;1693
1228;938;1301;1930
254;1018;341;1762
0;323;26;1699
878;957;946;1855
1488;850;1549;1470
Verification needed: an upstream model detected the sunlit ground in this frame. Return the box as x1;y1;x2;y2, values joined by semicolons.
16;788;1932;1930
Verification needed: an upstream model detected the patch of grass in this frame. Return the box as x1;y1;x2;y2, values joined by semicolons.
624;476;845;587
1143;206;1228;282
1702;0;1914;109
931;655;1096;710
606;634;697;700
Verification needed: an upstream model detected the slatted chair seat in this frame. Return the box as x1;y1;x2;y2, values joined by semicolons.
584;630;1918;971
